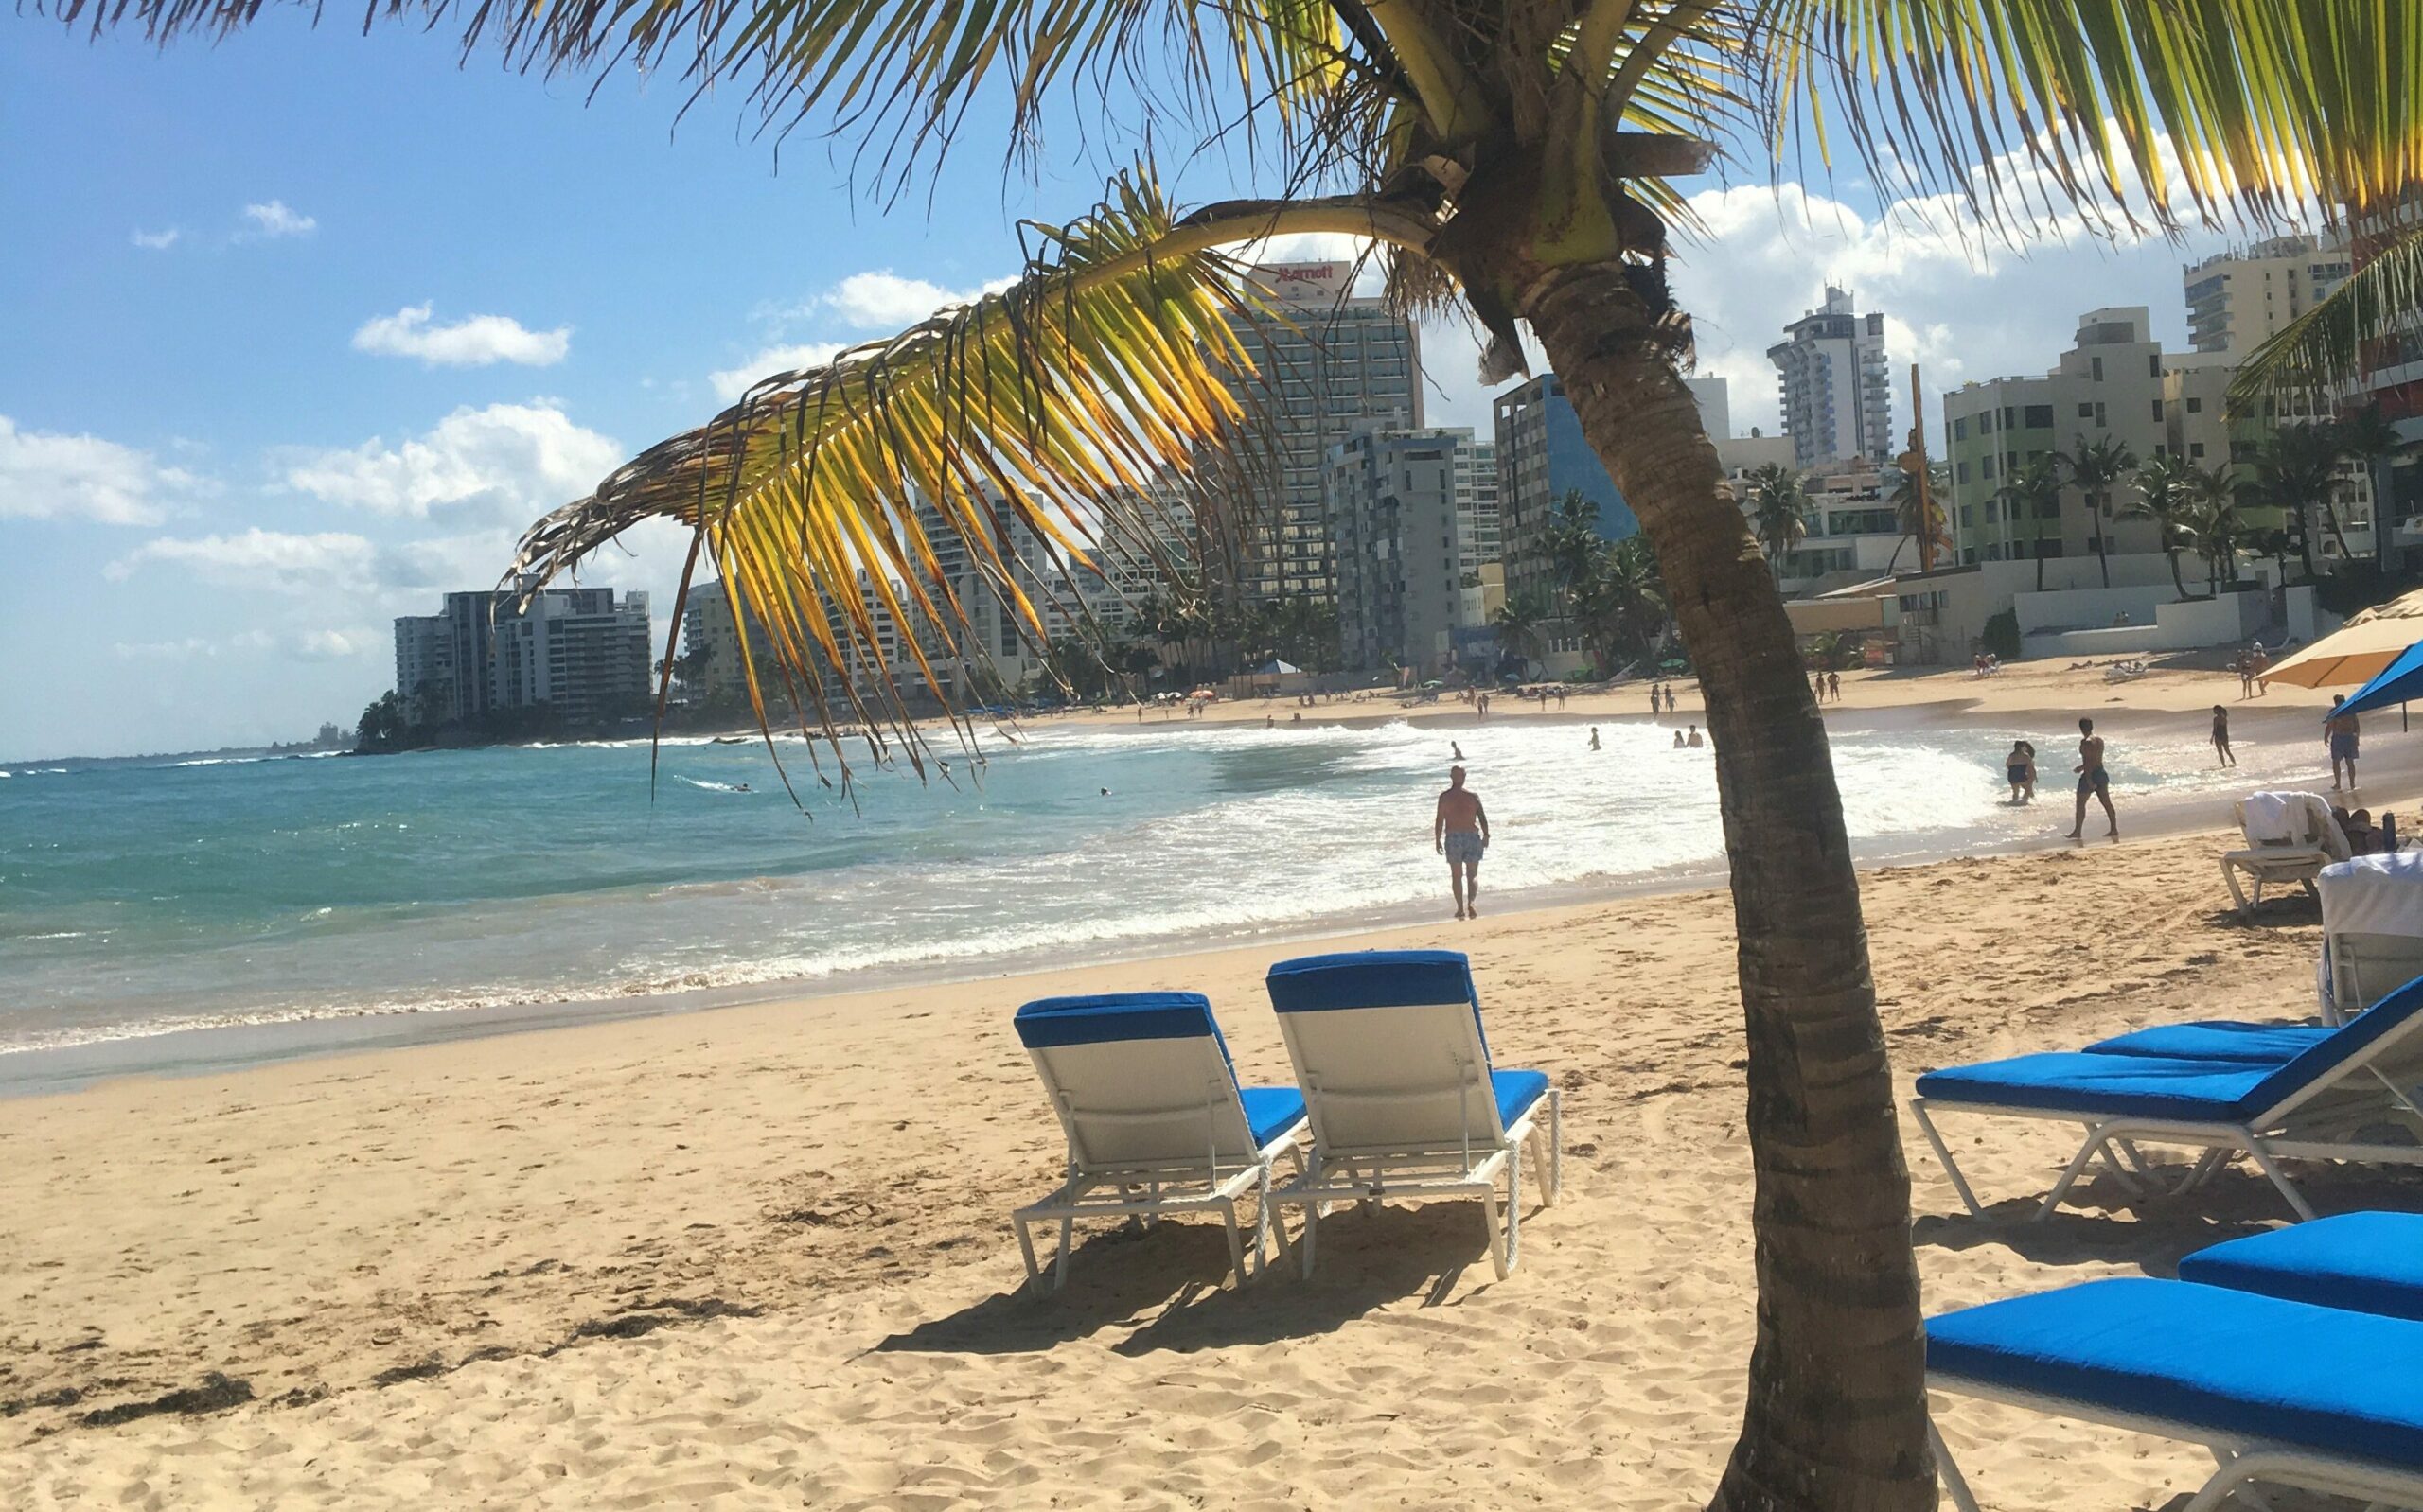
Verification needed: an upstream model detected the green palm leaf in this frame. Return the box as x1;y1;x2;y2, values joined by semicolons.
2229;224;2423;415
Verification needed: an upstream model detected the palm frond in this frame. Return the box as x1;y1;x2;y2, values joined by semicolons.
507;172;1442;799
50;0;1387;187
1756;0;2420;239
2229;224;2423;416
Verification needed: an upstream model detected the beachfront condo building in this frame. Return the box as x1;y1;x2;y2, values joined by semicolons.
1939;306;2372;568
1492;373;1638;609
392;582;652;727
1203;261;1423;605
1324;424;1498;674
2183;234;2353;359
1768;286;1896;470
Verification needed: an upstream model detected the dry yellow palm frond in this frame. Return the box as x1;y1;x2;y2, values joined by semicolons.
507;174;1441;800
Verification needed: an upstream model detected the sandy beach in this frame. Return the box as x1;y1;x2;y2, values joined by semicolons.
5;660;2417;1509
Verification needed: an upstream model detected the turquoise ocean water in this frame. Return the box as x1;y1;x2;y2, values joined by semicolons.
0;716;2260;1058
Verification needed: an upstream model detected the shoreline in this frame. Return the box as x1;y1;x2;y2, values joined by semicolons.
0;754;2351;1100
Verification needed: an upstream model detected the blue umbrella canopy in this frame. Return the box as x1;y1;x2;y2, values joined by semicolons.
2333;638;2423;720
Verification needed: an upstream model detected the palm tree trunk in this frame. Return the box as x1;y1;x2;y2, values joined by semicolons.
2094;495;2112;587
2166;547;2187;601
1521;263;1931;1512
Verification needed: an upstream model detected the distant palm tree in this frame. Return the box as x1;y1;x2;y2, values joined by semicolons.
2060;433;2138;588
1995;455;2068;591
2250;423;2353;576
2127;452;2202;601
1489;593;1550;677
2180;463;2248;593
1570;536;1668;676
1883;458;1951;574
2337;402;2407;573
1540;490;1604;610
1745;464;1810;586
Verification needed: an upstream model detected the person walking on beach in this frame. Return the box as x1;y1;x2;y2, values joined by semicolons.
2065;717;2117;840
1588;727;1601;750
2250;642;2271;694
2237;651;2255;700
1827;671;1841;703
2005;741;2036;804
1663;684;1678;714
2212;705;2235;767
2327;694;2361;791
1433;765;1490;920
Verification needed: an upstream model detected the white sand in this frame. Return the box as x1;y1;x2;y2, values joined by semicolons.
6;817;2415;1508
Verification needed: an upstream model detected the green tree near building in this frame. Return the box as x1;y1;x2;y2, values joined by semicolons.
2059;433;2136;589
1994;455;2067;592
1743;464;1809;586
2126;452;2202;601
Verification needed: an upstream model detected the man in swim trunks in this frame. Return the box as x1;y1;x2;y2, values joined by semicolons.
1434;765;1491;920
2326;694;2361;791
2065;716;2116;840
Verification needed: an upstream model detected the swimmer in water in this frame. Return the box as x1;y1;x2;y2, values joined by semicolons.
1451;741;1466;761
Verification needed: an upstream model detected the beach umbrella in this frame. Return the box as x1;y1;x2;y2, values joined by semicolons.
2332;638;2423;722
2265;588;2423;688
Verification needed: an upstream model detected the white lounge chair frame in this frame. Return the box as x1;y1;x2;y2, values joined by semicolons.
1266;994;1560;1280
1012;1031;1304;1296
1910;1015;2423;1222
2221;795;2349;915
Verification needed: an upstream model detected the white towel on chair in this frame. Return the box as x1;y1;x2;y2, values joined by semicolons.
2242;791;2301;845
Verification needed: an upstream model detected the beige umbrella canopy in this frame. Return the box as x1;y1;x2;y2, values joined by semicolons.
2264;589;2423;688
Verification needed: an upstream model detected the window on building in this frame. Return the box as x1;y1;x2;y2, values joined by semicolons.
2150;400;2164;421
2003;406;2018;429
1980;455;1997;479
2149;354;2162;378
1952;416;1967;441
2037;494;2062;519
2094;402;2107;428
2186;396;2202;413
2078;403;2095;419
2091;356;2104;381
2025;405;2054;428
1955;461;1969;483
1979;410;1995;433
2190;442;2207;459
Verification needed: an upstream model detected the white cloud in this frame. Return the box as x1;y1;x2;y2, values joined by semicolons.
0;415;203;526
112;637;217;661
109;625;381;661
295;626;381;659
709;343;844;403
818;271;1017;330
281;401;621;519
131;228;182;251
105;527;375;592
351;304;572;368
241;201;317;239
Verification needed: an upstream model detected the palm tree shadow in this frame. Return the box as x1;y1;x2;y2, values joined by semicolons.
868;1221;1248;1357
1914;1161;2423;1274
868;1204;1496;1360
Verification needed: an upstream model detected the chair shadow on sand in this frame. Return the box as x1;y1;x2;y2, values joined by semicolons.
1911;1159;2423;1275
872;1201;1498;1361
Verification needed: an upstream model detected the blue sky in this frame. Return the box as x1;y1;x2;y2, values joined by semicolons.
1;16;2255;759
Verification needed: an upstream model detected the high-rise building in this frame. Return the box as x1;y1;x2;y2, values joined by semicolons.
2182;234;2353;359
1769;286;1894;469
681;571;928;702
1206;262;1422;603
393;582;653;726
1492;374;1636;607
1325;424;1497;673
1939;308;2290;567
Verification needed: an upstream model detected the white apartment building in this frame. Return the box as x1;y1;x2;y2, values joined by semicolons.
1325;425;1496;674
1207;261;1423;603
2183;234;2353;359
393;582;652;726
1769;286;1894;469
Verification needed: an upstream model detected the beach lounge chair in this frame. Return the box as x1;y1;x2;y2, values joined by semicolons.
2178;1209;2423;1323
1927;1277;2423;1512
2317;853;2423;1024
2083;1019;2333;1064
1010;991;1308;1295
1262;950;1559;1279
2220;791;2349;915
1909;974;2423;1222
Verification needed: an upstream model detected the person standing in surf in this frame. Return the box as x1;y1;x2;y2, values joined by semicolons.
2065;717;2117;840
1433;765;1491;921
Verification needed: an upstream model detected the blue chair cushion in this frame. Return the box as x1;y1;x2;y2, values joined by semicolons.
1929;1276;2423;1471
1237;1087;1310;1150
1915;1052;2274;1121
2241;972;2423;1115
1015;991;1223;1050
1493;1068;1551;1129
1265;948;1490;1058
2086;1021;2332;1064
2180;1212;2423;1324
